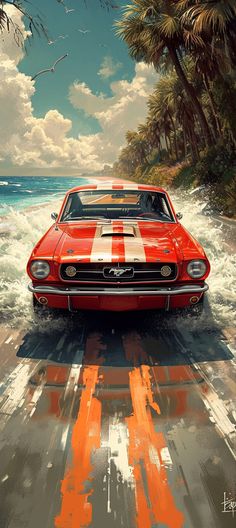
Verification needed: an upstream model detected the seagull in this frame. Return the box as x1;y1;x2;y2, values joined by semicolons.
47;35;68;45
31;54;68;81
77;29;90;34
64;7;75;13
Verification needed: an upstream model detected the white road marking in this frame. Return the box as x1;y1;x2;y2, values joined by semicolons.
194;363;236;460
102;415;134;485
0;361;40;432
4;336;13;344
160;447;173;467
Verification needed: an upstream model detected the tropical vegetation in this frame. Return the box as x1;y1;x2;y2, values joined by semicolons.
114;0;236;216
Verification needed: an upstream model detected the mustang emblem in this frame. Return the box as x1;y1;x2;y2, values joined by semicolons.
103;267;134;278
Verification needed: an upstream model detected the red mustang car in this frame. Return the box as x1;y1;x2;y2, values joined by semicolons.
27;183;210;313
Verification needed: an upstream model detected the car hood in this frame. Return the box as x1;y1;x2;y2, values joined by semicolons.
52;221;184;263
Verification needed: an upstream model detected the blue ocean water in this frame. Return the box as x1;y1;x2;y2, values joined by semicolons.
0;176;90;215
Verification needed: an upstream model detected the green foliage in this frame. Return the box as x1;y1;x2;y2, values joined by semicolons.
172;165;196;189
212;176;236;216
114;0;236;217
193;145;236;185
131;162;188;187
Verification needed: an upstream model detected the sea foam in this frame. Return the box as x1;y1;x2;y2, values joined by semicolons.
0;200;62;327
0;193;235;328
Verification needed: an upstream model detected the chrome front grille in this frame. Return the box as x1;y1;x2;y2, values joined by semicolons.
60;262;178;283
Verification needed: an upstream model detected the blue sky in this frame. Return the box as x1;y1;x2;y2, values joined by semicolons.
19;0;133;136
0;0;157;175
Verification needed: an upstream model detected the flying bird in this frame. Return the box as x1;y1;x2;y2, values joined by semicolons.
31;54;68;81
77;29;90;34
47;35;68;45
64;7;75;13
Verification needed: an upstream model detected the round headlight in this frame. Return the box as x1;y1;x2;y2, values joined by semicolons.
65;265;77;277
187;260;207;279
30;260;50;279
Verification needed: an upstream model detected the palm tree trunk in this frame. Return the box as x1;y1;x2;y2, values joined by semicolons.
164;131;169;155
167;45;213;147
168;111;179;160
166;134;173;157
187;126;200;163
183;128;187;159
203;74;223;140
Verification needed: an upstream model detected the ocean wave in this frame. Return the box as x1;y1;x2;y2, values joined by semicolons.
0;200;62;327
0;181;9;186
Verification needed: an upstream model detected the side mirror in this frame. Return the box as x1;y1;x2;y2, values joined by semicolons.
51;212;58;221
176;212;183;220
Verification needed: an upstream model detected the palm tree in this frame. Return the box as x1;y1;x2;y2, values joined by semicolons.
138;121;161;153
180;0;236;67
179;0;236;140
126;130;149;165
116;0;213;147
149;74;182;159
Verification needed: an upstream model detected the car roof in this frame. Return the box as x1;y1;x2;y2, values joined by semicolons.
66;183;167;194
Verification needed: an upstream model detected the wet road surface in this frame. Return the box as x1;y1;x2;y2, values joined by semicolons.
0;307;235;528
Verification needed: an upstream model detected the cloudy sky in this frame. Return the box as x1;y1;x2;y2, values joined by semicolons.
0;0;157;176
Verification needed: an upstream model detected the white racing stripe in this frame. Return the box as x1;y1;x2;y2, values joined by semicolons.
96;184;114;190
90;224;113;262
123;184;139;190
124;223;146;262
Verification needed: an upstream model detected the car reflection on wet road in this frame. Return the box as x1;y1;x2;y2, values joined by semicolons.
0;310;235;528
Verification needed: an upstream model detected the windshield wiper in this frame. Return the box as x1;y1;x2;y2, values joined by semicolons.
120;216;167;222
63;215;109;222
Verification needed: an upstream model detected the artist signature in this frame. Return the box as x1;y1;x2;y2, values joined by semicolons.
222;492;236;517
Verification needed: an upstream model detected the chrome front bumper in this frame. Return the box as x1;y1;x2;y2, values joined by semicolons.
28;283;209;297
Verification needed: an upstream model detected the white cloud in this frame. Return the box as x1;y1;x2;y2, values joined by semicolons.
0;6;102;174
69;62;157;164
98;56;122;79
0;5;30;65
0;6;157;174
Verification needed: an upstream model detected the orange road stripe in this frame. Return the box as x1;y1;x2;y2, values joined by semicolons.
126;366;184;528
55;365;101;528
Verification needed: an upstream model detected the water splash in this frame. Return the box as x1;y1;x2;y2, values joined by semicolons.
172;190;236;325
0;193;235;328
0;201;62;327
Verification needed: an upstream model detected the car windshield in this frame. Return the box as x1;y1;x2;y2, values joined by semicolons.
60;190;175;223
